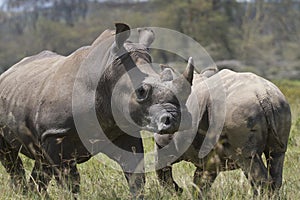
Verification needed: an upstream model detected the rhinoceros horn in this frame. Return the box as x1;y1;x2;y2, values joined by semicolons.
182;57;194;85
172;57;194;101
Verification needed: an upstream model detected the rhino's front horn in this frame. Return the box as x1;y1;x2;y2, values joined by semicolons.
172;57;194;102
183;57;194;85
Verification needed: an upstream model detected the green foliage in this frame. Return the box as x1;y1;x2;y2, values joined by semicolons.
0;0;299;78
152;0;237;60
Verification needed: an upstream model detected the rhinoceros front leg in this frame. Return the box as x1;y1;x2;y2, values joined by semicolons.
155;144;182;193
40;136;80;197
154;134;182;193
0;133;27;193
29;159;53;197
55;159;80;195
193;167;217;198
156;166;183;193
103;132;145;199
192;152;222;198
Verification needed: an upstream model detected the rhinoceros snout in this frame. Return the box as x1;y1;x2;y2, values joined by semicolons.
148;104;180;134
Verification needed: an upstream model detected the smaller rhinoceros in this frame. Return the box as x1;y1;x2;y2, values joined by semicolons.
154;67;291;197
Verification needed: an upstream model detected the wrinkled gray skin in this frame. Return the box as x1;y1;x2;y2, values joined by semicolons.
155;68;291;197
0;23;193;198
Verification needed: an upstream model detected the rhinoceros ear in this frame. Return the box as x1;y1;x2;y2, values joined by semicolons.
160;64;170;71
160;64;174;82
160;64;176;81
138;28;155;48
115;23;130;49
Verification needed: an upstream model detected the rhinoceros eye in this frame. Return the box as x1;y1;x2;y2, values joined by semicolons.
136;84;151;102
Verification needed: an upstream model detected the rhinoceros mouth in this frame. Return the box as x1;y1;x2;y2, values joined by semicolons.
145;120;178;135
156;130;175;135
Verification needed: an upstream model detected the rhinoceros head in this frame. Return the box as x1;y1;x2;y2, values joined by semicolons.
128;58;194;135
101;23;194;136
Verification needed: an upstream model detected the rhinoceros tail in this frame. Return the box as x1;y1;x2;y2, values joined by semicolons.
256;94;285;149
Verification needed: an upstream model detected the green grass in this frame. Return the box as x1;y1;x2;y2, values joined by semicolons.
0;80;299;199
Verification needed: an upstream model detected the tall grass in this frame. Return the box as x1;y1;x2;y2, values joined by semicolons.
0;80;299;199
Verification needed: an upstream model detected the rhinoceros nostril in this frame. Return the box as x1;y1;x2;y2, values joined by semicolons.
160;115;171;126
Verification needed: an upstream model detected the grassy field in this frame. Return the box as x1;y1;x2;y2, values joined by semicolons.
0;80;299;200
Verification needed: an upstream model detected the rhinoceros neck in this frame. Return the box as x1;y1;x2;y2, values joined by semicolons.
95;51;151;133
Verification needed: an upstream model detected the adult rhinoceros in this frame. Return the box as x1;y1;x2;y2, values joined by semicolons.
154;68;291;197
0;23;194;198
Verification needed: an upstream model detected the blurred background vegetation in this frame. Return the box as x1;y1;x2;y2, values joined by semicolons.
0;0;299;79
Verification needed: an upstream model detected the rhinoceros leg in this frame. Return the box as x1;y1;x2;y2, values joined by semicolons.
40;136;80;196
29;159;53;194
155;141;182;193
235;154;270;195
0;134;27;192
193;167;217;196
192;152;221;198
54;159;80;195
156;166;182;193
265;151;285;191
102;132;145;199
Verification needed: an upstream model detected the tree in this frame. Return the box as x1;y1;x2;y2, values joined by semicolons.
1;0;88;26
152;0;238;60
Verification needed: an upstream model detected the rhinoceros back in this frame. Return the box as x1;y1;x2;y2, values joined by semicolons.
219;69;291;152
0;49;87;138
191;69;290;153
